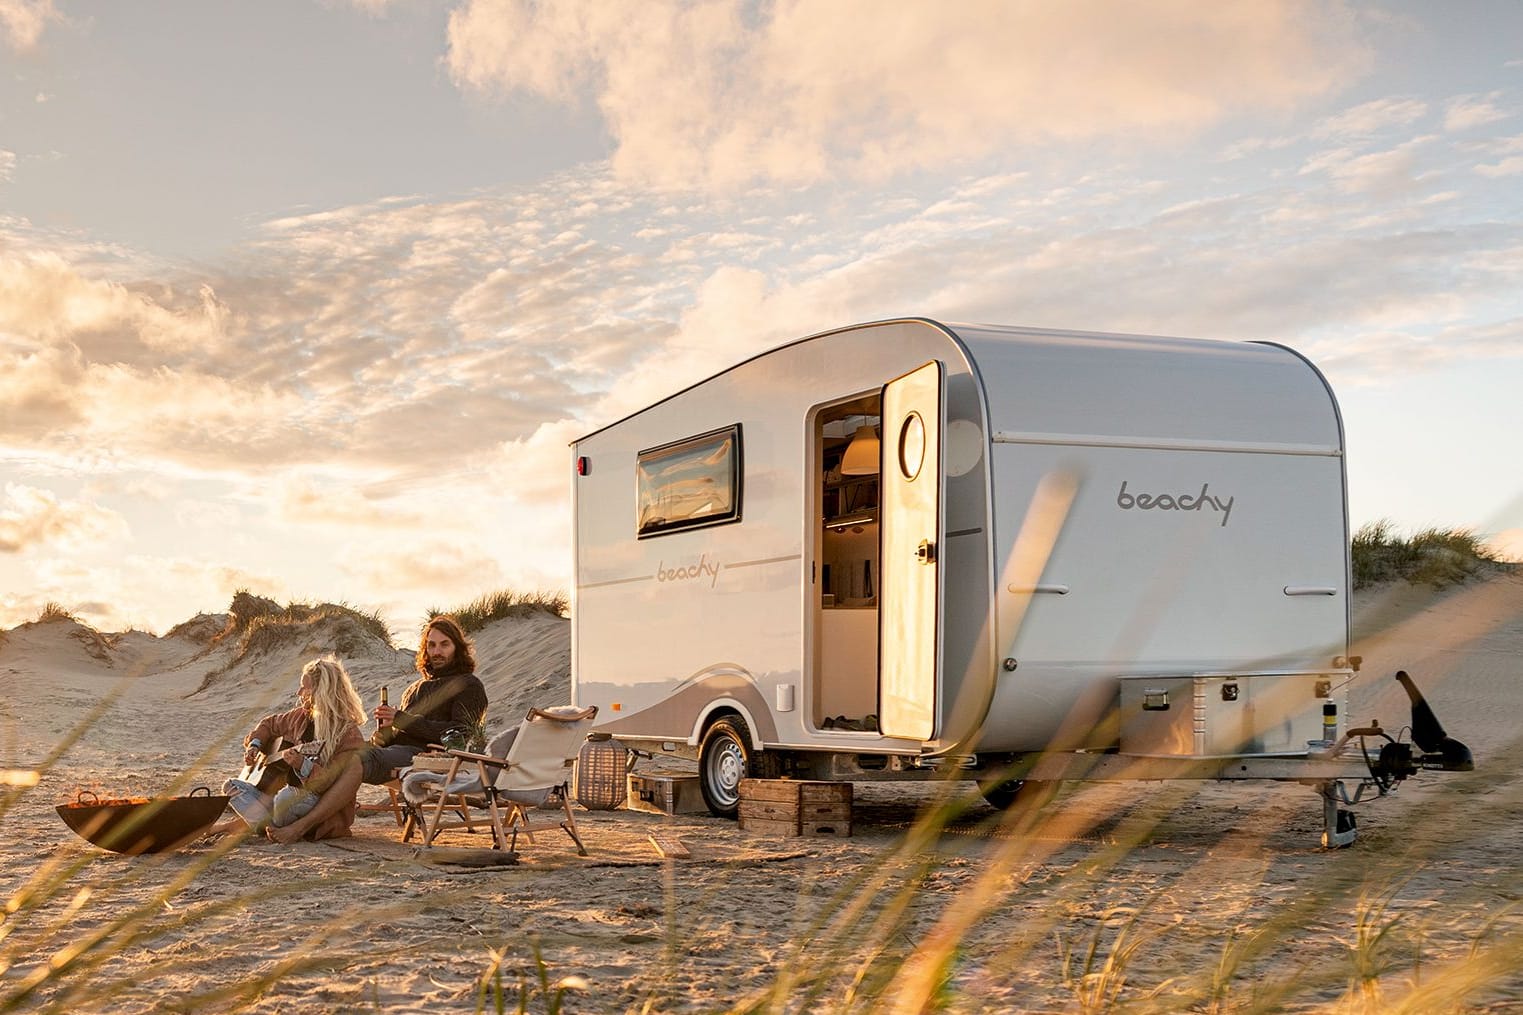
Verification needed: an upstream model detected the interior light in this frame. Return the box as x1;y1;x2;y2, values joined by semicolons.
840;424;880;475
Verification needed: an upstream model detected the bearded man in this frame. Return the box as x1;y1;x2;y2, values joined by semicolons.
365;615;489;780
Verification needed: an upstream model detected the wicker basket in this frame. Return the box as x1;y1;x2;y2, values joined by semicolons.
575;737;628;810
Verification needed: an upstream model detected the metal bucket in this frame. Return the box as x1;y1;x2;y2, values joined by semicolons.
56;787;229;855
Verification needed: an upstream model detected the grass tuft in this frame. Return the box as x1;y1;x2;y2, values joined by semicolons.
1351;520;1510;590
427;589;569;633
35;602;77;624
189;592;395;694
234;600;393;657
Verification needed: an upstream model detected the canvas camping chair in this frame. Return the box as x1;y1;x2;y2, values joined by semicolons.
396;752;489;843
402;705;598;854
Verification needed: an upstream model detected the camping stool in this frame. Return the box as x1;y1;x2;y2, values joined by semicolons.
575;734;631;811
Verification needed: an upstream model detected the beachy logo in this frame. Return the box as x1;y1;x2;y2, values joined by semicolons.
656;555;722;588
1116;481;1235;527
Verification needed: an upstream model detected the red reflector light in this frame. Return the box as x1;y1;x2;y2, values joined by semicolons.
576;456;589;476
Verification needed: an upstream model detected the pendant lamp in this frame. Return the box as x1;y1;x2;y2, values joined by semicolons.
840;424;879;475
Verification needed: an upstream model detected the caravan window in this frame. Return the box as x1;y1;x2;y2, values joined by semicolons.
636;424;743;538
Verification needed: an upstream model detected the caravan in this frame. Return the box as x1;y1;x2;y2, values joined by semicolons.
569;318;1470;844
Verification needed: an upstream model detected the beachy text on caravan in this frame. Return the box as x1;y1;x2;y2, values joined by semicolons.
657;555;722;587
1116;481;1235;527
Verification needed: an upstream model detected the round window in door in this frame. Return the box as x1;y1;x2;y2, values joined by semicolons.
898;412;926;481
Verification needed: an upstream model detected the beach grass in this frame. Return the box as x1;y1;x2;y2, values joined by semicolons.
429;590;570;634
35;603;77;624
1351;521;1510;590
7;566;1523;1012
7;706;1523;1012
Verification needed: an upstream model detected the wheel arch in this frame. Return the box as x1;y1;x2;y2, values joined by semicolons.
692;698;767;751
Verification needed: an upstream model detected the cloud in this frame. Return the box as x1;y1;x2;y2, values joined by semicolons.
1487;528;1523;563
1299;136;1437;196
2;554;288;634
1311;97;1427;139
276;475;428;529
446;0;1370;188
0;150;15;183
1476;156;1523;178
1444;92;1509;132
345;537;507;606
0;253;231;358
0;0;58;52
0;483;128;554
6;98;1522;635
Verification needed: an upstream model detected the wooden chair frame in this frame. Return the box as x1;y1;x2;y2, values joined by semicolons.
411;706;597;855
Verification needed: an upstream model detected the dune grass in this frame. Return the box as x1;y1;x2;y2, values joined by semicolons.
234;600;394;655
183;591;395;695
1351;521;1510;590
34;603;77;624
209;589;394;653
7;696;1523;1013
7;543;1523;1010
428;589;569;634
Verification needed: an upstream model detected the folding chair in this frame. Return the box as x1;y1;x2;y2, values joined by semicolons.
402;705;597;855
395;757;480;843
356;777;407;828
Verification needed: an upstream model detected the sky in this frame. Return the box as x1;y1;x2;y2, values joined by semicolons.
1;0;1520;637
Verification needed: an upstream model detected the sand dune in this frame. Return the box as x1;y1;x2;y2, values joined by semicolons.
3;577;1522;1013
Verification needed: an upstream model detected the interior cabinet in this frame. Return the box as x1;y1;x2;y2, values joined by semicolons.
822;470;879;608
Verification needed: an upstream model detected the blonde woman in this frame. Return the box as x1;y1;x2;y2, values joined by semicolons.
216;656;368;842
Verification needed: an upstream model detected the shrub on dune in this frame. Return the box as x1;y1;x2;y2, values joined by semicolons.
1352;521;1510;590
428;589;569;634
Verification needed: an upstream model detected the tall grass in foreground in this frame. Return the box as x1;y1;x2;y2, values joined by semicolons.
7;562;1523;1012
6;697;1523;1012
429;589;570;633
1352;521;1512;590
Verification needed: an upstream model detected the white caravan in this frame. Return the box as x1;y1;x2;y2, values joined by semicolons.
569;318;1471;845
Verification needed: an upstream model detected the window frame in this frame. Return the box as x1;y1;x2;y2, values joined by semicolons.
635;423;744;539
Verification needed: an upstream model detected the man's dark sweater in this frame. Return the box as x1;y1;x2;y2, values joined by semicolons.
371;665;488;750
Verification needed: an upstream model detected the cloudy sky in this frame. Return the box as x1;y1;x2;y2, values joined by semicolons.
2;0;1520;636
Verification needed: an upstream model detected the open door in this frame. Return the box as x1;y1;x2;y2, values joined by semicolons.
878;361;943;740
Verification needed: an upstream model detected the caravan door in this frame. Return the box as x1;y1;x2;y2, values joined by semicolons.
879;361;944;741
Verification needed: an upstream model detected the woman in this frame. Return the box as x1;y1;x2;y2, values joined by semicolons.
214;656;367;842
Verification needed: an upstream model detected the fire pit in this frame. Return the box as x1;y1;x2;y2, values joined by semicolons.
56;787;229;855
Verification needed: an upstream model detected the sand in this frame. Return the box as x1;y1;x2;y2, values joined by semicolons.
3;576;1523;1013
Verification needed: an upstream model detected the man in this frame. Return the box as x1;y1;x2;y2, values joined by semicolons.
267;615;488;844
365;615;489;779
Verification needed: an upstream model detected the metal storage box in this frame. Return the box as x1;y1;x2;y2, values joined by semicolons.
1119;672;1343;757
626;773;708;815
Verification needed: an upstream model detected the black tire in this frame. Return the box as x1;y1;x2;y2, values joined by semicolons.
978;776;1027;811
699;715;770;818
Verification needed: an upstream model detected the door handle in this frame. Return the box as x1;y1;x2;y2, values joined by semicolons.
915;539;936;564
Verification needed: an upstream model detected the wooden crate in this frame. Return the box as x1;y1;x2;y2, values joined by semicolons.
738;779;852;837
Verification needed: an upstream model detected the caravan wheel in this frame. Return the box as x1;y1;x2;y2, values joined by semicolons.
699;716;756;818
978;777;1028;811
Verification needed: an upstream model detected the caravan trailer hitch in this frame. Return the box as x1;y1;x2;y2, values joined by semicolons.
1349;669;1475;788
1317;670;1474;847
1318;668;1475;790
